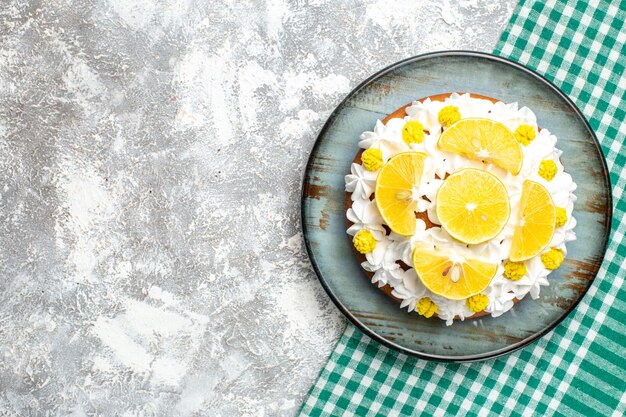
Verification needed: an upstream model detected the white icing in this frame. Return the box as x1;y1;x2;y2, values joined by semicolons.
346;200;385;240
391;269;428;313
362;237;404;288
345;163;376;201
358;119;409;160
346;93;577;325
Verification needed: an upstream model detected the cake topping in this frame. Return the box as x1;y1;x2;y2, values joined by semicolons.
514;124;537;146
402;120;425;144
375;152;427;236
503;260;527;281
437;118;523;175
555;207;568;227
436;168;510;245
416;297;438;318
438;105;461;127
541;248;564;270
466;293;489;312
538;159;558;181
412;244;498;300
353;230;376;254
345;93;577;324
361;148;384;171
510;180;556;262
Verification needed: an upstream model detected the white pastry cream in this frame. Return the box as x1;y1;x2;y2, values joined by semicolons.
345;93;577;325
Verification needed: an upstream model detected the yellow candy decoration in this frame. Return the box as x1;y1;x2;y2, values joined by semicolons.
504;260;527;281
555;207;568;227
538;160;558;181
466;294;489;313
438;105;461;127
416;297;438;318
514;125;537;146
402;120;425;144
353;230;376;254
541;248;564;270
361;148;383;171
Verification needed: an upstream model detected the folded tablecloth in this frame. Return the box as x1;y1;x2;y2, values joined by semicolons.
299;1;626;415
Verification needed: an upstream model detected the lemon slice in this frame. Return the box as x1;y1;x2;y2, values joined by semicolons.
412;244;497;300
510;180;556;262
438;118;523;175
375;152;427;236
436;168;510;244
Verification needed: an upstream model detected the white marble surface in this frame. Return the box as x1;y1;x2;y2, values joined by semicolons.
0;1;515;415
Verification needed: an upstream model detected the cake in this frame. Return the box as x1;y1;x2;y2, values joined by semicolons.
345;92;577;325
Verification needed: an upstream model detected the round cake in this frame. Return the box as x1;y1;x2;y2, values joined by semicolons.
345;92;577;325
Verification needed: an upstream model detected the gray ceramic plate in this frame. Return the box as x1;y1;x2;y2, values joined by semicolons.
301;51;612;362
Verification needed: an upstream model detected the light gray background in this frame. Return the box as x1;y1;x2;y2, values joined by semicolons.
0;1;515;415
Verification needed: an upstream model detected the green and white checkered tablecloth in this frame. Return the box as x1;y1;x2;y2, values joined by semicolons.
300;1;626;416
